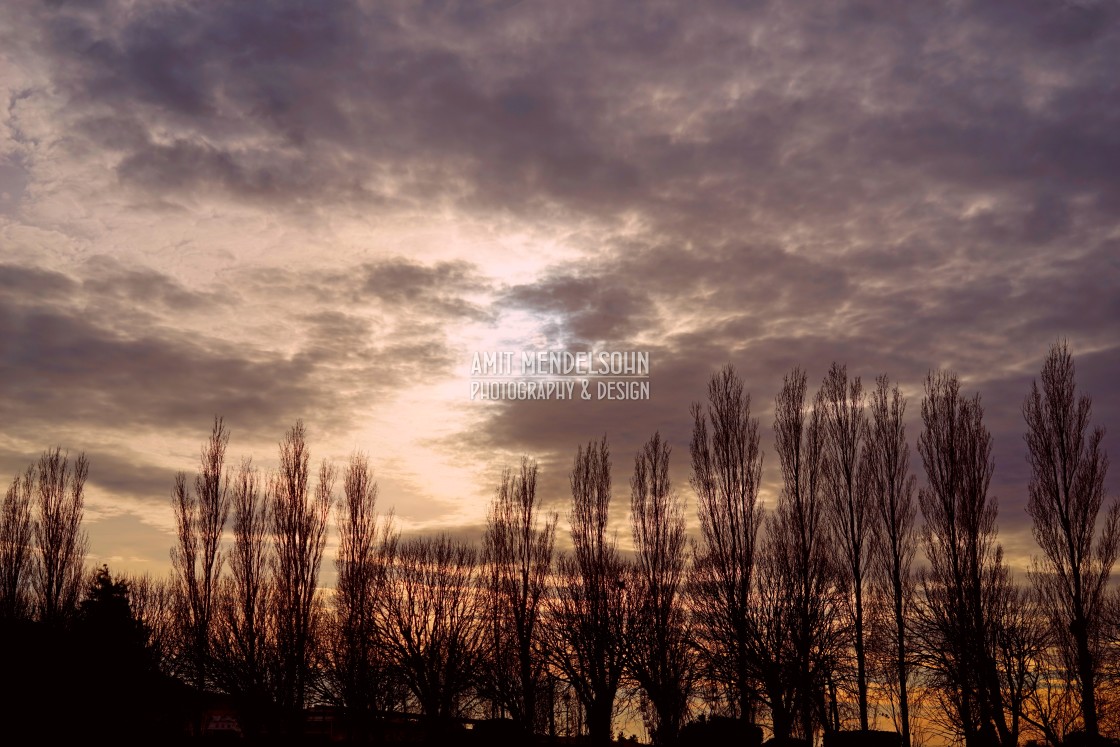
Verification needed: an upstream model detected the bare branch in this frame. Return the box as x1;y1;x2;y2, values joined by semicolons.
629;431;695;745
33;447;89;623
688;364;764;722
1023;341;1118;738
549;436;627;746
0;467;35;620
481;456;557;734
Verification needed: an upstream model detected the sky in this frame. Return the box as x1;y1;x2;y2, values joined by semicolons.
1;0;1119;582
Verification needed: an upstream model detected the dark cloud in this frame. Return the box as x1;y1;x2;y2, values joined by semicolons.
82;449;176;507
0;263;79;299
3;0;1120;558
9;0;1118;241
474;230;1119;532
0;254;488;480
504;274;650;343
0;296;325;438
356;258;491;322
81;256;226;315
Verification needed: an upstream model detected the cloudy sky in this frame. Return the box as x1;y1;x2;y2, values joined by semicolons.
1;0;1118;579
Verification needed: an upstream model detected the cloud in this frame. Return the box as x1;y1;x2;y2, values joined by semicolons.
355;258;492;322
0;252;492;505
0;298;323;439
1;0;1119;565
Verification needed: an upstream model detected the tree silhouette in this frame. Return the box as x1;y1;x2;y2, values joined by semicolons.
917;370;1016;747
1023;341;1119;739
482;456;557;735
6;352;1119;745
819;362;871;731
771;367;839;741
8;564;182;743
327;451;396;739
549;436;628;746
127;571;177;674
214;457;274;738
33;447;88;624
0;466;34;619
382;534;483;727
628;431;695;745
171;416;231;690
271;420;333;733
689;364;765;722
81;564;149;661
865;375;918;747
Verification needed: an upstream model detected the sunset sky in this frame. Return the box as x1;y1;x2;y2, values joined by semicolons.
1;0;1118;582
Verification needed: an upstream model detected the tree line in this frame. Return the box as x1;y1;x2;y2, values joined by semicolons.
1;341;1118;746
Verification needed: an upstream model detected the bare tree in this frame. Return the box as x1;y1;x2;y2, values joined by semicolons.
771;368;838;741
128;571;178;672
0;467;35;619
481;456;557;735
917;370;1015;747
33;447;89;623
819;362;872;730
992;578;1048;747
1102;591;1120;733
628;432;695;745
1023;341;1119;739
271;420;333;729
171;417;232;689
382;534;483;726
747;537;798;739
326;452;396;738
865;375;918;747
549;437;628;746
1020;617;1081;747
214;457;273;737
688;364;765;722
